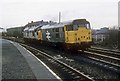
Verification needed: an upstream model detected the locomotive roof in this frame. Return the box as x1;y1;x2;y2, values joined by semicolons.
24;19;89;31
41;21;73;29
24;20;48;27
41;19;89;29
24;20;56;31
24;26;42;32
24;20;48;32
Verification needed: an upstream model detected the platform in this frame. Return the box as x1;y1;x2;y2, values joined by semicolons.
1;39;61;81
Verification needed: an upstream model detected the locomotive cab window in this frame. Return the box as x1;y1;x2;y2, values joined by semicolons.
77;23;90;29
85;23;91;29
78;24;85;27
73;25;78;30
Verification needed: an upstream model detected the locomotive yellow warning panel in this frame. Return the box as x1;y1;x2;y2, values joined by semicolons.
38;30;42;40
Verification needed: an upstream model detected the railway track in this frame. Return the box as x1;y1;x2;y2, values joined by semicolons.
89;47;120;58
91;46;120;54
20;43;94;81
80;47;120;72
4;38;120;80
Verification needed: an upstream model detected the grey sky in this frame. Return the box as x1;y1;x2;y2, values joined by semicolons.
118;1;120;28
0;0;119;29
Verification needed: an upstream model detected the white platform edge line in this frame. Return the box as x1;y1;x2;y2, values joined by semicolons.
7;40;62;81
6;40;14;44
6;40;62;80
18;43;62;80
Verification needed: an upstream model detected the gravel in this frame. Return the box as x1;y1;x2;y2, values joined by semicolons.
32;44;120;80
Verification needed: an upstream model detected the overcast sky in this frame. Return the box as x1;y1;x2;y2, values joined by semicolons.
0;0;119;29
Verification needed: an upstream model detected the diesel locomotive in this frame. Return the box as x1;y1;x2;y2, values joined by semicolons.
23;19;92;50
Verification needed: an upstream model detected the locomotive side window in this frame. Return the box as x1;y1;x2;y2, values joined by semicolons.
67;25;73;31
27;31;29;36
53;29;55;32
62;27;64;32
85;23;90;29
56;33;59;38
37;32;38;35
32;31;35;36
59;27;64;32
55;28;59;32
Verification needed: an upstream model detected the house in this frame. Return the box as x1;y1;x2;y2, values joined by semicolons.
92;27;109;44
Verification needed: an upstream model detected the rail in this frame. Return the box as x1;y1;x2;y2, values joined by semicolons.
21;43;95;81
